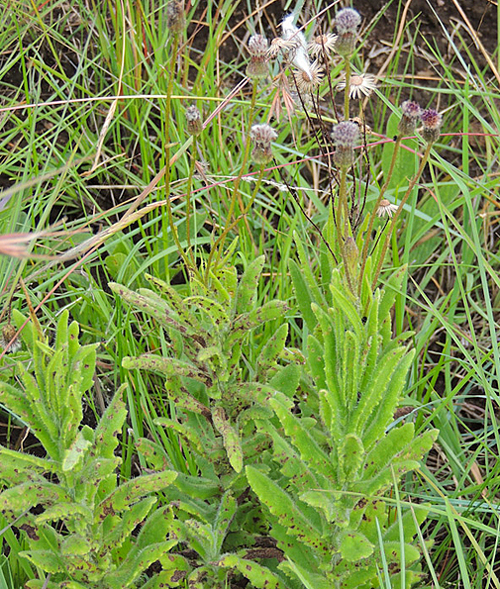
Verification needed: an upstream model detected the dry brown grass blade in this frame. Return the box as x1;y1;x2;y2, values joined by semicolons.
450;0;500;86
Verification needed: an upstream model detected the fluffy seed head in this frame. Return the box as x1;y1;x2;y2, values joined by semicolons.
335;8;361;35
166;0;185;35
420;108;442;143
186;106;202;136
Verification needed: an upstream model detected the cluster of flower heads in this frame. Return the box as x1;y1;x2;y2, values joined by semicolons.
247;8;377;99
399;100;443;144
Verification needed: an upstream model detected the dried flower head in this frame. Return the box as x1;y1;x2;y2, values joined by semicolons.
166;0;185;35
250;123;278;164
376;199;398;218
335;8;361;56
293;60;324;94
420;108;442;144
186;106;202;136
398;100;422;135
308;33;338;59
248;34;268;58
1;323;20;353
332;120;359;167
337;73;377;99
268;37;291;58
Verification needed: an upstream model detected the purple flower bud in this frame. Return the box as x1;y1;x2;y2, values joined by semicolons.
420;108;442;144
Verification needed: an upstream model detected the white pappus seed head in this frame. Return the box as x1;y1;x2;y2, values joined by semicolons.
281;14;314;81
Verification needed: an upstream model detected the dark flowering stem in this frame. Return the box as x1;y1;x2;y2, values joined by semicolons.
357;135;403;296
370;142;433;291
205;81;258;281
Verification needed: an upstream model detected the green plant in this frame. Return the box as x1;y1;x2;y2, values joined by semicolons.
110;253;303;476
246;267;439;589
0;311;178;589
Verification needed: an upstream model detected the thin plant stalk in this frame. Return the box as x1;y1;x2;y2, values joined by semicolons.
205;81;259;280
370;142;433;291
357;135;403;295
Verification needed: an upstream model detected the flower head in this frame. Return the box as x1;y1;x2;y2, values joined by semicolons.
308;33;337;59
376;199;398;218
268;37;291;58
246;34;269;79
332;121;360;148
293;60;324;94
248;34;268;58
420;108;442;144
398;100;422;135
332;121;359;167
250;124;277;165
337;73;377;99
166;0;185;35
335;8;362;35
186;106;202;136
335;7;361;56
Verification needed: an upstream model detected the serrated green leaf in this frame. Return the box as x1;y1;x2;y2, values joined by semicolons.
257;323;288;375
0;482;72;519
35;503;92;525
338;434;364;483
185;295;229;328
123;355;212;387
270;394;332;478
